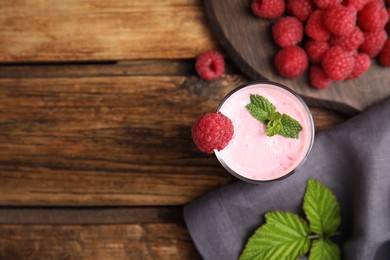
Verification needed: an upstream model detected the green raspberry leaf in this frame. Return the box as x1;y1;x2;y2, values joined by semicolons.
309;239;341;260
246;103;269;124
279;114;303;139
239;212;311;260
250;94;276;115
303;179;341;236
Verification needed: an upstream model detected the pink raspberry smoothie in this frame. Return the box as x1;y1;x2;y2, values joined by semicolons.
215;81;314;182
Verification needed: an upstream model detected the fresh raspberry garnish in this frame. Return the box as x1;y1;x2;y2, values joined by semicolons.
386;8;390;33
329;27;365;51
359;29;387;57
324;5;357;36
321;47;355;80
287;0;315;21
345;0;371;11
274;46;308;78
272;17;304;47
305;40;330;63
313;0;342;9
306;10;331;42
379;39;390;66
191;112;234;154
195;50;225;81
348;52;371;79
251;0;286;18
310;65;332;89
357;1;389;32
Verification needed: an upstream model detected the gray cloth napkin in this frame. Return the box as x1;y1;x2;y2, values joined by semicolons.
184;98;390;260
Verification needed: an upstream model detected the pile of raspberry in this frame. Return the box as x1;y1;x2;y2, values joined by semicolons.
252;0;390;89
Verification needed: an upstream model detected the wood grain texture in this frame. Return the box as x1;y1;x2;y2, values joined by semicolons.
0;224;200;259
0;75;241;206
0;59;242;78
0;0;352;256
0;0;217;62
0;207;184;224
0;206;200;259
0;60;197;78
0;73;345;206
204;0;390;113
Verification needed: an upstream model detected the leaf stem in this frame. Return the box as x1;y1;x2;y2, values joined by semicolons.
307;231;342;240
308;234;321;240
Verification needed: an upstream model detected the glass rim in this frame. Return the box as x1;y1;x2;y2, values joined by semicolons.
214;80;315;184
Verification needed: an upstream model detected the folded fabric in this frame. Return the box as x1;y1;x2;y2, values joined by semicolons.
184;98;390;260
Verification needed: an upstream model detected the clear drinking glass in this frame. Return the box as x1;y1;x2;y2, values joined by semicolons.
214;81;315;183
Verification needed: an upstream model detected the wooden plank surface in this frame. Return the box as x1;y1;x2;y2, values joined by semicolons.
0;60;196;78
0;69;346;206
0;207;200;260
0;0;352;258
0;0;217;62
0;207;184;224
0;59;242;79
0;0;347;207
0;224;200;259
0;75;236;206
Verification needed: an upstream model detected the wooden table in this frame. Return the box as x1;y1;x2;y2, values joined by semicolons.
0;1;347;259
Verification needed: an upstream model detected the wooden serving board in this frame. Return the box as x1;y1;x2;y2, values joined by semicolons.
204;0;390;114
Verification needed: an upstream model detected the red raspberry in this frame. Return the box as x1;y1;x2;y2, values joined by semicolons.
306;10;331;42
348;53;371;79
251;0;286;18
377;0;386;7
379;39;390;66
274;46;308;78
386;8;390;33
195;50;225;81
313;0;342;9
191;112;234;154
357;1;389;32
321;47;355;80
359;29;387;57
272;17;304;47
324;5;357;36
305;40;330;63
310;65;332;89
287;0;315;21
345;0;371;11
329;27;365;51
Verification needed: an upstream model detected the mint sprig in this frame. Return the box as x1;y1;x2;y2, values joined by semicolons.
245;94;303;138
239;179;341;260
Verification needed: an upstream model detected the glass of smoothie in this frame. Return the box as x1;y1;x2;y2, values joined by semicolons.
214;81;314;183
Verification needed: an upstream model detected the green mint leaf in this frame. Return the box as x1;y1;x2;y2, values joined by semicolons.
245;94;303;139
266;112;283;136
309;239;341;260
266;118;282;137
246;103;269;124
267;111;282;121
250;94;276;115
303;179;341;236
239;212;311;260
279;114;303;139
